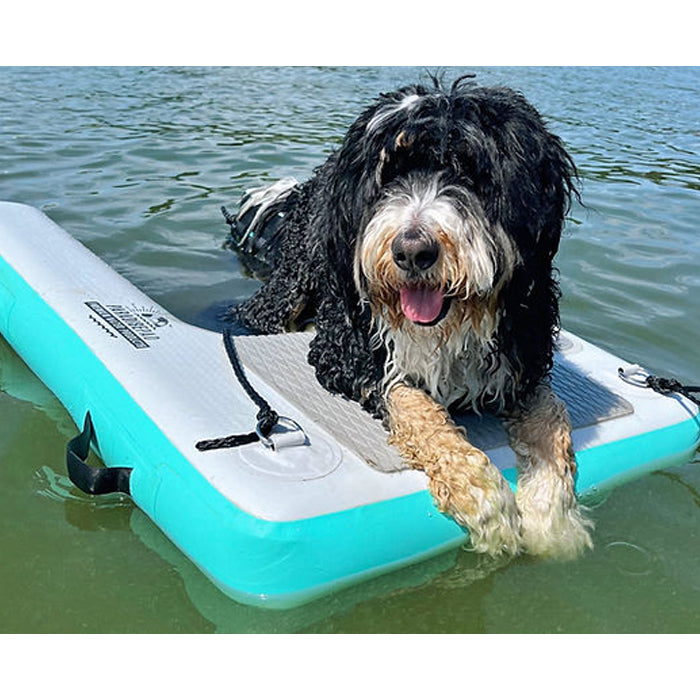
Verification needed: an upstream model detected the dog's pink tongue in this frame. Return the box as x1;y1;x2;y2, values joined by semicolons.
400;286;444;324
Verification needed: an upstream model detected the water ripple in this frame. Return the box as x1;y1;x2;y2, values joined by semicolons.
603;541;658;577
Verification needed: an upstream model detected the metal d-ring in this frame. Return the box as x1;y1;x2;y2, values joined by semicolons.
617;364;650;388
255;415;306;451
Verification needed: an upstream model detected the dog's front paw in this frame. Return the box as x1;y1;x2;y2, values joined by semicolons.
386;384;522;557
516;475;594;560
429;450;523;558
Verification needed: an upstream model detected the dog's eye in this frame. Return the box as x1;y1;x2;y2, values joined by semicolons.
453;138;486;180
377;150;412;186
394;130;414;151
376;133;424;186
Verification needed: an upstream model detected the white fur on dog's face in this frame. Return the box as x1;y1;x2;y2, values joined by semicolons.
354;173;522;411
356;175;503;303
355;173;519;329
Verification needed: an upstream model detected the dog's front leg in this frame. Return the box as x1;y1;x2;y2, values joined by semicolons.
387;383;522;557
504;384;594;559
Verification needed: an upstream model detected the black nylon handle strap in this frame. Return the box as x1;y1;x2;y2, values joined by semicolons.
66;412;133;495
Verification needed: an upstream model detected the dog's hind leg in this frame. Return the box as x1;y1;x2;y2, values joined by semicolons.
227;186;318;333
387;383;522;557
504;384;594;559
233;264;313;334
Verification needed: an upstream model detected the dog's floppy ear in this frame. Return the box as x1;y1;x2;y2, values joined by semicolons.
305;114;392;418
322;111;388;255
311;93;407;303
319;86;431;256
476;93;578;264
458;88;579;400
306;197;387;417
525;129;578;263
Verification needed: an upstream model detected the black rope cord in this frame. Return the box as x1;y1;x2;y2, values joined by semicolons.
618;367;700;406
644;375;700;406
195;327;279;452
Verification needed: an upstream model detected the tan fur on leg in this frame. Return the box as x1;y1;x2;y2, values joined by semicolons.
504;384;594;559
387;383;522;556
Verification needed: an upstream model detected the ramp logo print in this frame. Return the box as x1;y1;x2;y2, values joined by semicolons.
85;301;170;348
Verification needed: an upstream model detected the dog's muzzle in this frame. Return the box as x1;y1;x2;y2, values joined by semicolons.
391;231;450;326
391;230;439;275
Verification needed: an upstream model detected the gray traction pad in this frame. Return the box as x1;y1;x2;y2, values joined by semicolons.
236;333;633;473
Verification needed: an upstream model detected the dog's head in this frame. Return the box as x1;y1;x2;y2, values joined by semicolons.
323;76;577;342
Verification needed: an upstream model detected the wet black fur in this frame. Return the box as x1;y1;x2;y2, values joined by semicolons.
229;77;578;420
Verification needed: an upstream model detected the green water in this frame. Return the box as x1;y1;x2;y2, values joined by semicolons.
1;66;699;633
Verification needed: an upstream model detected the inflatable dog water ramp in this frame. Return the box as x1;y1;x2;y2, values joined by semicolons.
0;202;698;609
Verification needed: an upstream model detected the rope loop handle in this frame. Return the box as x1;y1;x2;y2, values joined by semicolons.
618;365;700;406
195;326;306;452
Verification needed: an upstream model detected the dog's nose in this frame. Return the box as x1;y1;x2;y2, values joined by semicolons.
391;231;439;273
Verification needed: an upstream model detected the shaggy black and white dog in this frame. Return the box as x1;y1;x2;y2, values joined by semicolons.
226;75;593;559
